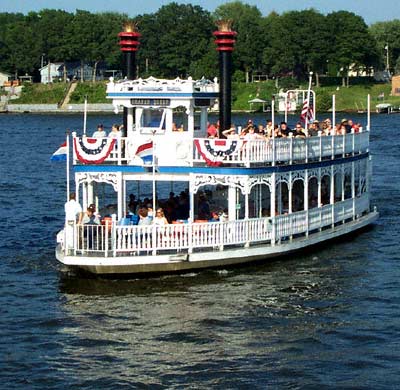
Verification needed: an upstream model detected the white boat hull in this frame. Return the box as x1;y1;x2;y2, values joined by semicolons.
56;212;378;276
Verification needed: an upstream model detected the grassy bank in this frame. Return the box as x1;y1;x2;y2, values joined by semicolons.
10;80;400;112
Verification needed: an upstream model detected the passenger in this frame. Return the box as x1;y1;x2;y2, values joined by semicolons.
244;125;264;140
178;124;185;132
81;204;100;225
207;122;218;138
153;208;169;225
279;121;291;137
261;208;270;217
307;121;319;137
197;194;211;220
146;204;154;219
222;125;239;139
210;211;220;222
265;120;273;137
257;124;265;135
92;124;106;138
65;192;82;224
322;119;333;135
353;122;362;133
172;122;179;132
137;207;152;225
128;194;138;214
108;124;121;138
293;122;307;138
220;208;229;222
340;119;352;134
273;124;285;138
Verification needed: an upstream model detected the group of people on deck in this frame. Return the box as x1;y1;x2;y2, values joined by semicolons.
92;123;123;138
207;118;362;140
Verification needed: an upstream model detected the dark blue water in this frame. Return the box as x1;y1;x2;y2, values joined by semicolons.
0;112;399;389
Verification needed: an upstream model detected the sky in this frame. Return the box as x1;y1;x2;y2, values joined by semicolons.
0;0;398;25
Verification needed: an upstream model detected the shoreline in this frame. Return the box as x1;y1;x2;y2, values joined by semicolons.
1;104;374;115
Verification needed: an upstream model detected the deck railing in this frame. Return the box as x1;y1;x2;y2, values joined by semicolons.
72;131;369;167
64;193;370;257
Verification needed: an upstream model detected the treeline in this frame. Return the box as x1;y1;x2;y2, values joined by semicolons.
1;1;400;81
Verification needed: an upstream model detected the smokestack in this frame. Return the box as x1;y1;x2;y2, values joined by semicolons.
118;22;141;139
213;20;237;138
118;21;141;79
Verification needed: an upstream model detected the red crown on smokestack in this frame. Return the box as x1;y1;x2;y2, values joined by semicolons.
213;20;237;51
118;21;141;52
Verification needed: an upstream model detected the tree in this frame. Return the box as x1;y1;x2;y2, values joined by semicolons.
137;3;213;78
369;20;400;72
214;1;265;81
261;10;330;82
326;11;379;86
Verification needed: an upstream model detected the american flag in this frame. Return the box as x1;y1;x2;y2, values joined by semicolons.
300;97;314;123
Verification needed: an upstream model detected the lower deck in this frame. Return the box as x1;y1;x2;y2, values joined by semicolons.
57;196;377;274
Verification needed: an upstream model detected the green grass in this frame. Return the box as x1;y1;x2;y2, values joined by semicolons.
69;81;108;103
12;80;400;111
15;82;67;104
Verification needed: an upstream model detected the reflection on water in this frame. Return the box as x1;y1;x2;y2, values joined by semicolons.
54;251;365;387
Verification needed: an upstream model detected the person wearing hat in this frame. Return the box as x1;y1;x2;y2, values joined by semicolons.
92;124;106;138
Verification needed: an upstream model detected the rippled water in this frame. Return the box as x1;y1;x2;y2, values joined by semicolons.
1;113;399;389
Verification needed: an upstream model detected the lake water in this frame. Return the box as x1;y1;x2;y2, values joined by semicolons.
0;112;399;389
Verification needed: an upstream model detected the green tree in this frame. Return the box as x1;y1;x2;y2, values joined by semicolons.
214;1;265;81
326;11;379;86
137;3;213;78
369;20;400;72
262;9;330;82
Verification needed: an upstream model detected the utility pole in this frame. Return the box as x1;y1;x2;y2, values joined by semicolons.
385;43;390;72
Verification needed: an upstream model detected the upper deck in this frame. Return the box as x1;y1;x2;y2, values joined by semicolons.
72;131;370;169
71;76;370;170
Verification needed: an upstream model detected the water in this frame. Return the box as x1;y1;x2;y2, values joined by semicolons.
0;112;399;389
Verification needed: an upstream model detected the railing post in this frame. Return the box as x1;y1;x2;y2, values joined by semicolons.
152;225;157;255
318;130;322;161
289;133;293;164
104;223;109;257
272;137;276;166
305;135;308;163
111;214;117;257
271;216;276;246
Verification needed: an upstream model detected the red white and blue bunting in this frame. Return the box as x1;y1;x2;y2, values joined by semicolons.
194;139;243;166
74;137;116;164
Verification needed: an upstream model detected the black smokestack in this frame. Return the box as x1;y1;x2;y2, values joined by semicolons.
213;20;237;138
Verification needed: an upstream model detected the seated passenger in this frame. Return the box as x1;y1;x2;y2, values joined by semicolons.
153;208;169;225
81;204;100;225
137;207;152;225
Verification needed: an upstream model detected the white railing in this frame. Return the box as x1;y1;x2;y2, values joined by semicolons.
66;193;370;257
73;131;369;167
192;131;369;166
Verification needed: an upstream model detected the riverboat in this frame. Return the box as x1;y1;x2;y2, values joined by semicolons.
55;22;378;275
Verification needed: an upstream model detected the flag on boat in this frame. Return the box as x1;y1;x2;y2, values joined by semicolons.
194;139;244;167
300;97;314;124
135;141;153;165
73;137;116;164
50;142;67;161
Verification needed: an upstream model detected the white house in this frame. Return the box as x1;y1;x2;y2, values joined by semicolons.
40;63;64;84
0;71;12;86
